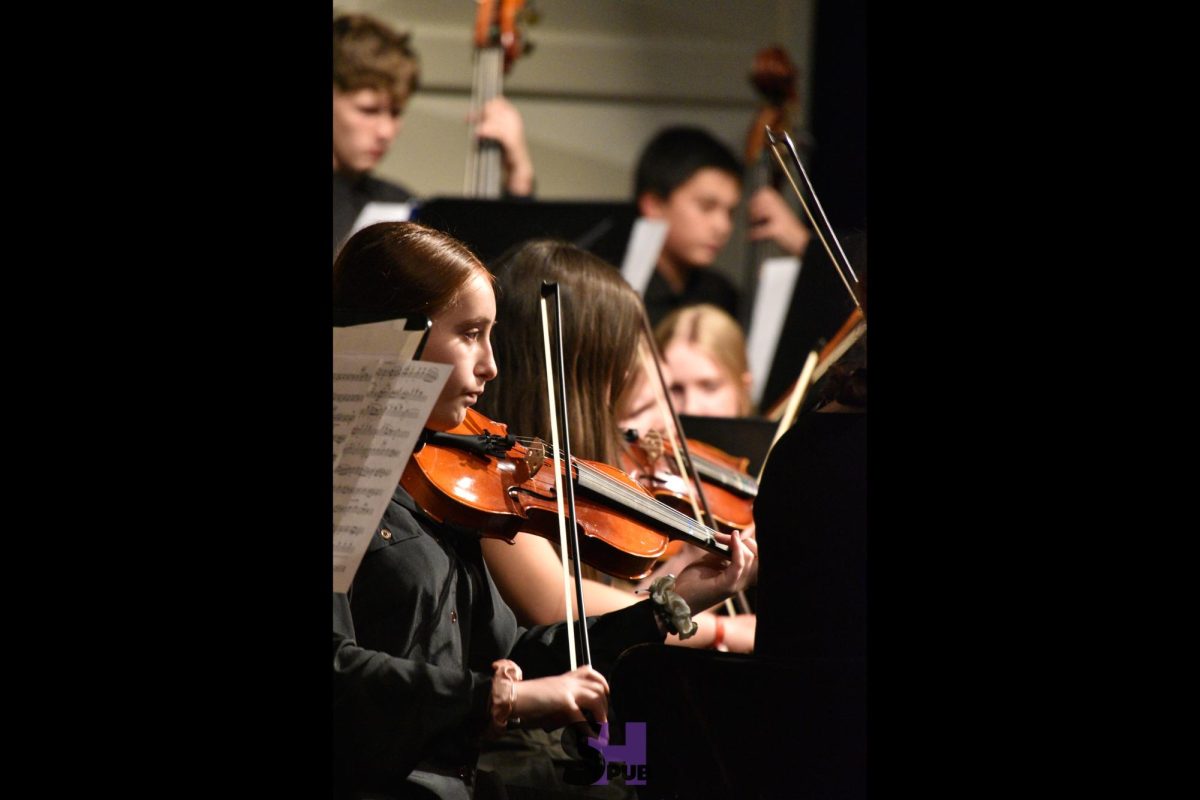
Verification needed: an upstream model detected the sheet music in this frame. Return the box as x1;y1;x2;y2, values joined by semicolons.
333;318;425;376
620;218;669;295
333;319;427;465
333;357;449;592
746;256;803;406
333;315;449;592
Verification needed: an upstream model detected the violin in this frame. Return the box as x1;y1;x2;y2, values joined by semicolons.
749;128;866;440
763;306;865;421
620;429;756;533
402;408;731;581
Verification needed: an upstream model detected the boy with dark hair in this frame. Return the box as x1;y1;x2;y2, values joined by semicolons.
333;12;534;256
635;126;809;327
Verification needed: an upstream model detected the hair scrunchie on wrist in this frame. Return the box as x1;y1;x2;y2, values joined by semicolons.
648;574;698;640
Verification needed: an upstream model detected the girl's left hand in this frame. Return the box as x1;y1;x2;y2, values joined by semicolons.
672;529;757;613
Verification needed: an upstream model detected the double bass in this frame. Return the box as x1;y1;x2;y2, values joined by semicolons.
465;0;534;197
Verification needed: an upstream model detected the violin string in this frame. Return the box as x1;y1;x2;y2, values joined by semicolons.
513;435;673;515
515;435;691;522
519;437;675;523
515;429;754;501
690;454;757;493
511;435;727;548
627;435;756;495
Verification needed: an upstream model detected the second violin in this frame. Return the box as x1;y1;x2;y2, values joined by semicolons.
621;429;756;533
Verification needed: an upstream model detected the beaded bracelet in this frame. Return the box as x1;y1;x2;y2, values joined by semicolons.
488;659;523;735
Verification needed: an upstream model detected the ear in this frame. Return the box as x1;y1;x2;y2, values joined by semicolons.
638;191;666;219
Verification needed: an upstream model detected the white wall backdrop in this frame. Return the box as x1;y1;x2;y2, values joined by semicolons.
335;0;818;284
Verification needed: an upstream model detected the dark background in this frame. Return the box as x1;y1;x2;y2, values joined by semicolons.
67;1;1078;794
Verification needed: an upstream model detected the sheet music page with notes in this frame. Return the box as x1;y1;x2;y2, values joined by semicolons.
333;323;450;592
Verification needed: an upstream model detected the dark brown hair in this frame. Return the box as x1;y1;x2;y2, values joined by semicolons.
332;221;490;318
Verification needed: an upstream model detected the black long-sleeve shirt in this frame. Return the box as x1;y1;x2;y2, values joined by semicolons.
333;485;664;796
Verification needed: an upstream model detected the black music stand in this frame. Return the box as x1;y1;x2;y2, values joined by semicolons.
412;198;639;268
677;414;778;478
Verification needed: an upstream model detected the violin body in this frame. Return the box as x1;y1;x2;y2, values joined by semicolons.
764;306;865;421
621;432;757;533
401;410;539;542
405;409;694;581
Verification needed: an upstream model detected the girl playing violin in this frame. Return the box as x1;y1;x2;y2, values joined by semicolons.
616;303;762;592
477;239;758;654
332;222;756;799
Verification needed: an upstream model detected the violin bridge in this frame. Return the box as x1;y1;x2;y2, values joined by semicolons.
641;430;664;463
519;439;546;482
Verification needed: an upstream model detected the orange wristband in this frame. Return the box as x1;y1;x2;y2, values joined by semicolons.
713;616;728;651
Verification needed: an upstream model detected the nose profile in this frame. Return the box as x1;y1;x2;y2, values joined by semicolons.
478;340;499;382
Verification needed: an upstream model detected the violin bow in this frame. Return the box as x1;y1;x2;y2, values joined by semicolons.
638;316;717;532
635;342;705;525
764;127;864;313
758;347;819;483
757;127;867;427
637;314;750;616
541;282;610;784
539;281;590;668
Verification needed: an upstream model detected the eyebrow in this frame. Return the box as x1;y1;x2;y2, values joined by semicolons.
456;317;495;328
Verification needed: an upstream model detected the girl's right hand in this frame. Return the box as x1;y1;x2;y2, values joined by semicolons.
512;665;610;730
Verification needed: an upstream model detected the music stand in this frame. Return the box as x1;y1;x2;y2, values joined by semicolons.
678;414;778;479
412;198;639;268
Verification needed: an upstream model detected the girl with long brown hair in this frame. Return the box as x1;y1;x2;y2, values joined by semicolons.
332;222;756;799
477;239;758;653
